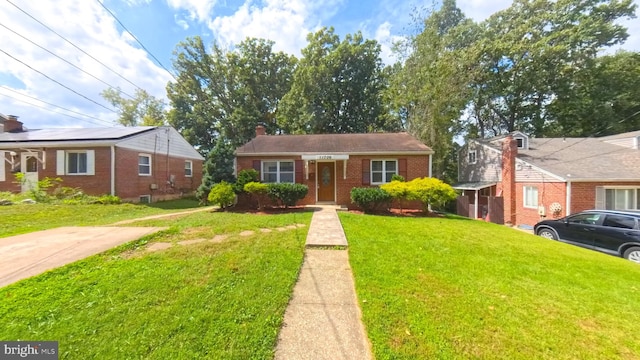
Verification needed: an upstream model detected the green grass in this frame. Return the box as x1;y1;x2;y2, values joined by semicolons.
0;199;202;238
340;213;640;360
0;210;312;359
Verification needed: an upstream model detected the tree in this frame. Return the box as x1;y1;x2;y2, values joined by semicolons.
464;0;636;137
390;0;476;180
279;27;396;134
196;140;236;203
167;37;296;153
101;88;166;126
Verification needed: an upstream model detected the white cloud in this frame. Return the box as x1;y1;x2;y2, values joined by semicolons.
0;0;171;128
166;0;217;22
207;0;343;55
174;14;190;30
372;22;404;65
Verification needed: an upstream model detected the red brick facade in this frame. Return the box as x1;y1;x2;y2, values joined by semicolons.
236;154;430;208
0;147;202;202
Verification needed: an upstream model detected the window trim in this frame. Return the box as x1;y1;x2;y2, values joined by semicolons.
138;154;152;176
370;159;398;185
468;150;477;164
139;195;151;203
261;160;295;183
66;151;88;175
523;186;538;209
184;160;193;177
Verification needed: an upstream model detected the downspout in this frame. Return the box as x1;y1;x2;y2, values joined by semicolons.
110;145;116;196
428;154;433;178
475;189;479;219
565;180;571;217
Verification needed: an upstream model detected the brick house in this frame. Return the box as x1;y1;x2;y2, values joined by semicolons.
455;130;640;226
235;126;434;207
0;114;204;202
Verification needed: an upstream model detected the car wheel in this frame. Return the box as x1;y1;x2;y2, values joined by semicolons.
623;246;640;264
537;228;558;240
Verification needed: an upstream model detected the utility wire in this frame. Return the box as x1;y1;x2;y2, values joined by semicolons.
0;86;114;125
97;0;178;81
0;49;118;114
0;23;135;100
0;92;110;127
5;0;147;92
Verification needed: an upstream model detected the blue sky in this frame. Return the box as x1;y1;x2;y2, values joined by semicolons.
0;0;638;130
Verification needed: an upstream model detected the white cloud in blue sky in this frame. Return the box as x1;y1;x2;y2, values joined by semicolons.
0;0;638;129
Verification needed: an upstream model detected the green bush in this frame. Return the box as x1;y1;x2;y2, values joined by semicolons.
391;174;405;182
244;182;269;209
380;180;411;212
234;169;260;194
208;181;236;210
350;187;392;213
406;177;457;212
90;194;122;205
266;183;308;208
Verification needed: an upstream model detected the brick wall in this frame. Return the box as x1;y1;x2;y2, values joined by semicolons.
237;154;430;208
500;136;517;225
514;181;566;226
0;148;202;203
571;181;640;213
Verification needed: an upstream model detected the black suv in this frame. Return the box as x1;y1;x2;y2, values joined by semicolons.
534;210;640;263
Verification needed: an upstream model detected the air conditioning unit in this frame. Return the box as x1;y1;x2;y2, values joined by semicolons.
538;206;546;216
149;183;158;190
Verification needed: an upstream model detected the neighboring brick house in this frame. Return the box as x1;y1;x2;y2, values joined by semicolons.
0;114;204;202
235;126;434;207
455;130;640;226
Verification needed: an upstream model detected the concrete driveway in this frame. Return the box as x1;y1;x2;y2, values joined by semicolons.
0;226;166;288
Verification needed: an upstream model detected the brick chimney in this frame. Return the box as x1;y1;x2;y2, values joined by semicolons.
2;115;23;133
500;135;517;225
255;125;266;136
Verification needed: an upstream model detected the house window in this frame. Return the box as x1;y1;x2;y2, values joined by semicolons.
604;188;640;210
262;161;294;183
139;154;151;176
468;150;477;164
139;195;151;203
515;137;525;149
523;186;538;208
67;152;88;174
371;160;397;185
185;160;193;177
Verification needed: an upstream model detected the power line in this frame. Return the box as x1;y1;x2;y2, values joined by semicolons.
5;0;147;92
0;23;135;100
97;0;178;81
0;49;118;114
0;86;114;125
0;92;111;127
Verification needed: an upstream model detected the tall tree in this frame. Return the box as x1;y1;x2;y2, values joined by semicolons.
100;88;166;126
167;36;297;153
279;27;396;134
465;0;636;137
390;0;476;181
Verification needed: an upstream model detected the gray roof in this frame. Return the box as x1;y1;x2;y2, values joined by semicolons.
452;181;497;190
0;127;155;143
236;132;433;155
479;135;640;181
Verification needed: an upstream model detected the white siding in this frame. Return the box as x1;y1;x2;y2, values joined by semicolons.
603;137;636;149
0;151;5;181
458;142;502;182
115;127;204;160
515;160;564;183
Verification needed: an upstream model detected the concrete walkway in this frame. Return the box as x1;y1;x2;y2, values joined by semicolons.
275;207;372;360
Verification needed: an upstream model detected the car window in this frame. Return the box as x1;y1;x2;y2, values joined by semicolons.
602;215;637;230
567;213;601;225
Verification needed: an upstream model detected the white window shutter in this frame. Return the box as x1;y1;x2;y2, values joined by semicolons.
0;151;5;182
595;186;605;209
86;150;95;175
56;150;65;175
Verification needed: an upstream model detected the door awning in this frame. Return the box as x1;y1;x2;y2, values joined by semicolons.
452;181;497;191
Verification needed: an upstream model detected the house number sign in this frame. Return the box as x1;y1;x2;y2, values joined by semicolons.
317;155;333;160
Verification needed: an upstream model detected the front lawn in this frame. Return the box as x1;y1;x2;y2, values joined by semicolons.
0;211;312;359
0;199;201;238
340;213;640;360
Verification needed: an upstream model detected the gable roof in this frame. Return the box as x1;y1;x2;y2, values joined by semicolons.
475;131;640;181
236;132;433;155
0;127;155;143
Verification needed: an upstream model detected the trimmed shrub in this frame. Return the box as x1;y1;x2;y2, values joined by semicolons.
234;169;260;194
406;177;457;212
350;187;391;213
267;183;308;208
380;180;411;212
208;181;236;210
391;174;405;182
244;182;269;209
